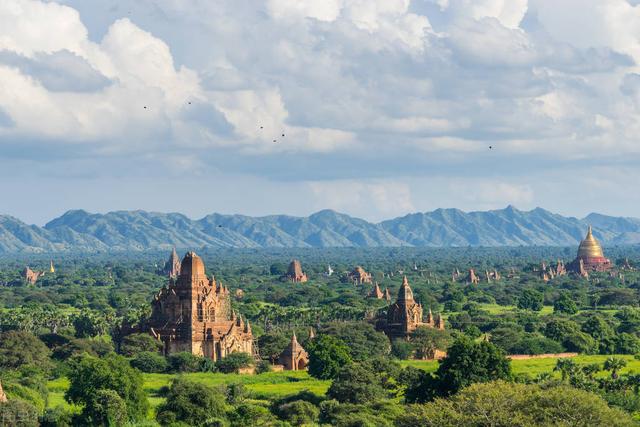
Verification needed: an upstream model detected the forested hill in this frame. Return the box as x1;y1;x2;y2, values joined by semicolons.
1;206;640;253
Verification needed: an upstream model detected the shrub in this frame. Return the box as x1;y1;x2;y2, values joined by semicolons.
120;333;163;357
276;400;319;425
215;352;254;374
327;363;387;404
156;378;227;426
130;351;168;373
167;352;203;373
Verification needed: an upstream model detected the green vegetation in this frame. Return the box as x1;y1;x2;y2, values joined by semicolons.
1;247;640;424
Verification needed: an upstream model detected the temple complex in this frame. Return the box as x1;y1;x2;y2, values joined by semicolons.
145;252;253;361
377;276;444;340
285;259;308;283
277;333;309;371
568;226;612;274
348;266;373;285
163;248;181;278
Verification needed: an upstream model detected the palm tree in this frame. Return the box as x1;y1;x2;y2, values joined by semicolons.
554;358;577;381
604;357;627;379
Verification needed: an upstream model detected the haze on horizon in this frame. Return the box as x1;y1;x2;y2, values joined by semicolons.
1;0;640;226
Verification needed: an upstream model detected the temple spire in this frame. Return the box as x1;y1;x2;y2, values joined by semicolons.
397;276;414;302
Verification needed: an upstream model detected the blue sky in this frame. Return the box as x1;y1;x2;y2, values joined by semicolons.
1;0;640;225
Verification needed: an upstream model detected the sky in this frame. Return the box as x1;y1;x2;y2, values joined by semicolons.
2;0;640;225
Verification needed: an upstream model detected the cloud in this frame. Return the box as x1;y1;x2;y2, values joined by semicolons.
3;0;640;222
0;50;111;92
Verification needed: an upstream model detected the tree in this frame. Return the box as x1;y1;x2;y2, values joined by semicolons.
509;335;563;355
321;321;390;361
167;352;203;373
407;337;511;401
604;357;627;379
0;331;51;371
554;358;577;381
0;400;39;427
517;289;543;311
65;354;149;423
307;335;352;380
396;381;635;427
275;400;319;425
80;389;128;427
156;378;227;426
130;351;168;373
215;352;254;374
120;333;162;357
391;340;413;359
72;311;110;338
257;332;290;364
229;403;278;427
582;315;616;353
616;333;640;355
554;293;578;315
327;363;387;404
410;327;452;360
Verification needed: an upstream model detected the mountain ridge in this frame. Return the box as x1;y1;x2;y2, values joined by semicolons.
1;207;638;253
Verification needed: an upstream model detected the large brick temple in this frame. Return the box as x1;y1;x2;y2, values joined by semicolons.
568;226;612;274
376;276;444;341
146;251;253;360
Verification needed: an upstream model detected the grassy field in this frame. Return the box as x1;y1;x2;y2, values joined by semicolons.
445;303;620;318
400;354;640;378
47;354;640;416
47;370;330;413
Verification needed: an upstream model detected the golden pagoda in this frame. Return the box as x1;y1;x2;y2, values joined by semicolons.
569;226;612;273
49;260;55;274
577;226;604;259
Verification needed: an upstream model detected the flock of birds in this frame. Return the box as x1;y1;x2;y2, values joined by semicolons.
141;104;496;149
142;103;286;143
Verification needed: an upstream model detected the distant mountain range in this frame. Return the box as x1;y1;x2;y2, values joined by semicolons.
1;206;640;253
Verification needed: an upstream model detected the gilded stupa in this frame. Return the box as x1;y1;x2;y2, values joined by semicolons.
568;226;612;273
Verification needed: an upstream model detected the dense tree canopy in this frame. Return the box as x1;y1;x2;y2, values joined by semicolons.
65;354;149;423
397;381;636;427
307;335;352;380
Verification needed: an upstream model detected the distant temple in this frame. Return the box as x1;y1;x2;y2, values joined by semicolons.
466;269;479;285
568;226;612;275
376;276;444;341
145;252;253;361
277;333;309;371
348;266;372;285
541;259;567;282
285;259;308;283
49;260;55;274
367;282;384;299
22;266;44;285
0;380;6;402
163;248;181;278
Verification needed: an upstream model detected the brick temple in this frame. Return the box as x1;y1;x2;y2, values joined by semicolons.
377;276;444;341
146;251;253;361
